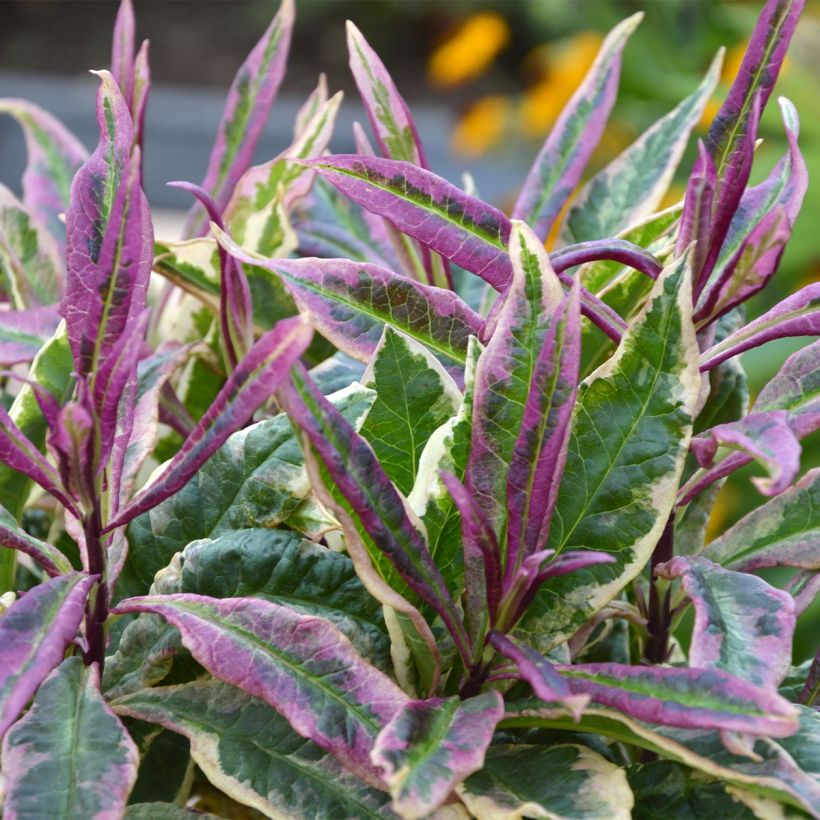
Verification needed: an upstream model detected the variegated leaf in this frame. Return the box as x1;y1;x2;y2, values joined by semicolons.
360;326;461;495
2;657;138;819
372;692;504;819
518;252;699;652
562;51;721;243
513;13;643;240
113;593;408;786
457;744;633;820
115;680;397;820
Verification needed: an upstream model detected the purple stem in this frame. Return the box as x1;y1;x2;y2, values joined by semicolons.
550;239;662;280
644;514;674;665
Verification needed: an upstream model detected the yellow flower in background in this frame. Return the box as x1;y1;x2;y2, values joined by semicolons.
520;32;603;137
428;13;510;88
697;96;722;132
451;96;511;158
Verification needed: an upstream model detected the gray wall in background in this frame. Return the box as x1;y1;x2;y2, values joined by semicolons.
0;71;527;212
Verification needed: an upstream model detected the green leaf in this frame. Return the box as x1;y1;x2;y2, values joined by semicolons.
126;805;217;820
627;761;757;819
457;744;633;820
518;251;700;652
116;383;375;604
1;657;138;820
127;728;192;806
115;680;397;819
407;336;479;596
360;326;461;495
180;527;390;669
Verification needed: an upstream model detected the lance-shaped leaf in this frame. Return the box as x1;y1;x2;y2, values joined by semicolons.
550;238;662;281
217;228;484;377
512;14;642;239
108;316;313;529
0;503;71;577
702;98;806;308
0;99;87;248
701;283;820;371
555;663;798;737
563;50;721;244
278;364;471;662
518;252;699;652
0;401;77;515
181;528;390;669
359;326;461;495
0;573;94;737
458;744;633;820
691;410;800;496
223;91;343;241
490;631;588;720
184;0;294;236
0;305;60;366
111;0;135;102
2;657;138;820
304;154;512;289
116;383;374;604
371;691;503;819
706;0;805;177
0;322;73;521
505;278;580;579
0;185;63;308
695;206;791;326
346;21;427;167
676;141;716;274
703;468;820;572
656;557;795;693
502;701;818;815
467;221;563;550
113;593;408;786
62;70;152;384
114;680;397;819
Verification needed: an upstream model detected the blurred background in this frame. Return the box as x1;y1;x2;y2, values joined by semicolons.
0;0;818;655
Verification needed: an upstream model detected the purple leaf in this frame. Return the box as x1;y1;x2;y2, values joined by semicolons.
216;228;483;378
512;13;642;239
0;402;77;515
306;155;626;340
346;21;427;168
798;650;819;708
48;399;95;509
277;363;471;664
183;0;294;236
676;141;716;275
700;283;820;371
111;0;135;103
0;305;60;366
62;71;152;388
0;99;88;249
371;691;504;819
441;472;502;633
695;206;791;326
306;154;512;288
0;505;71;577
113;592;408;786
490;632;588;720
107;316;312;530
657;556;795;691
691;410;800;496
706;0;805;175
505;284;581;582
465;221;578;586
131;40;150;150
556;662;799;738
0;574;95;737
